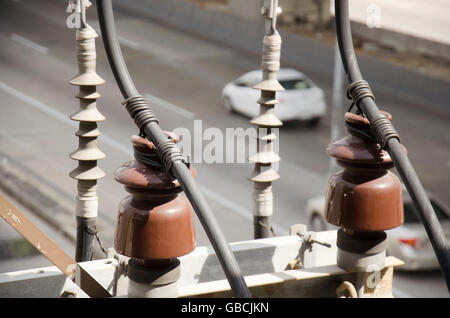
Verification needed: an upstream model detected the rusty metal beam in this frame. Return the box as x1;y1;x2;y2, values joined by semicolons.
0;192;111;298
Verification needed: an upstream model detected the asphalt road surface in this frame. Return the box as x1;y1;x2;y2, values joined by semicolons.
0;0;448;298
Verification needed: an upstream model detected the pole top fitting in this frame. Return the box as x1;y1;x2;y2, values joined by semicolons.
261;0;281;33
67;0;92;29
261;0;281;18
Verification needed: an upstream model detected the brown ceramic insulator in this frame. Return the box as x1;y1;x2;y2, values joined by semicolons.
114;134;196;260
114;193;196;259
115;134;196;191
325;112;404;231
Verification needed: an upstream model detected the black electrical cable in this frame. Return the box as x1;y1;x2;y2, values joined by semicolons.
335;0;450;293
96;0;251;298
75;216;96;262
96;1;136;98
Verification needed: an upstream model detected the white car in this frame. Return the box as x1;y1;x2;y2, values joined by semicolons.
221;68;327;124
305;191;450;271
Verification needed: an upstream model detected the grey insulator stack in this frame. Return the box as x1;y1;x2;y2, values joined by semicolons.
69;26;105;262
250;0;284;239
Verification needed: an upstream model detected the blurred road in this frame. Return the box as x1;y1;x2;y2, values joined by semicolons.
0;0;448;297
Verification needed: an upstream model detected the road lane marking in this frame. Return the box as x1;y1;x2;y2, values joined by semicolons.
10;34;49;55
0;82;281;233
393;288;413;298
0;81;69;123
0;81;132;157
117;35;140;50
144;93;195;119
198;184;288;236
108;24;226;89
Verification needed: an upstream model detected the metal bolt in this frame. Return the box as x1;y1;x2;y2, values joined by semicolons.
296;232;332;249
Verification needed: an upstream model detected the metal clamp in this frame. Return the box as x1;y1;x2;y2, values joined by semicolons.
290;224;332;250
301;232;332;249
